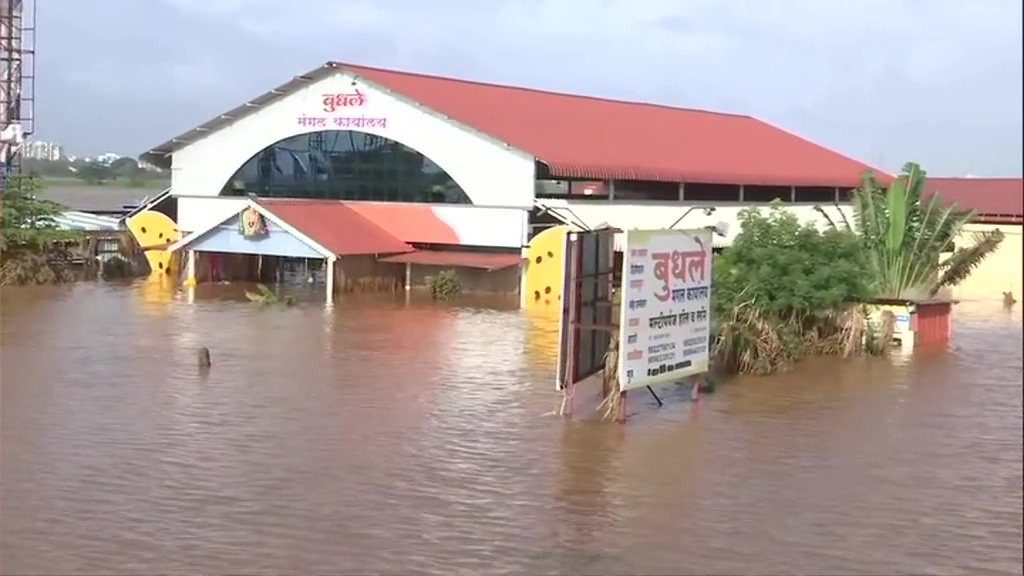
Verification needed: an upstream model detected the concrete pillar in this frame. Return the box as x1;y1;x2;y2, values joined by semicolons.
184;249;197;287
404;262;412;292
518;246;530;308
326;256;337;305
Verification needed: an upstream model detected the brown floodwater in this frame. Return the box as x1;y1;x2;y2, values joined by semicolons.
2;281;1022;575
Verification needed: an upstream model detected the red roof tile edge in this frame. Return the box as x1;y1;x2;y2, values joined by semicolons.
257;199;414;256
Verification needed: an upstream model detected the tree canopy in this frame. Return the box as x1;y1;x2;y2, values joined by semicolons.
1;174;79;253
817;162;1004;299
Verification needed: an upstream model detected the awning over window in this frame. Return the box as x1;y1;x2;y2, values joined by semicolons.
379;250;523;270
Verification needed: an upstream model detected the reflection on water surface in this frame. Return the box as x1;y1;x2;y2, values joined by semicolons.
2;282;1021;575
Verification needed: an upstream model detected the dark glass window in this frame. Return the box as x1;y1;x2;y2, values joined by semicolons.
683;183;741;202
220;130;472;203
794;187;837;203
744;185;791;203
613;180;679;201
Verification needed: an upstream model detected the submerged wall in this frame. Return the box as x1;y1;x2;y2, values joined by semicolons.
954;223;1022;301
334;256;404;293
406;263;521;294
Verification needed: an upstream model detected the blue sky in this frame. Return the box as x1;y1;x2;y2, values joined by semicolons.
37;0;1023;176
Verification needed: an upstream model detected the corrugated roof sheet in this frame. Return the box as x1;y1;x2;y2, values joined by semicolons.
344;202;461;244
379;250;522;270
141;61;888;187
52;210;122;231
258;199;413;256
926;177;1023;217
343;62;886;187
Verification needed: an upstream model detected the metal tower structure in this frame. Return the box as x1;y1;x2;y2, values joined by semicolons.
1;0;36;188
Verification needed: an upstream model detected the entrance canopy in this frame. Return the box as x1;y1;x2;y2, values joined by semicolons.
167;199;414;258
260;199;414;256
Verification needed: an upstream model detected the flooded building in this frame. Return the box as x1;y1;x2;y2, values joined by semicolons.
926;177;1023;302
130;61;887;306
52;210;125;265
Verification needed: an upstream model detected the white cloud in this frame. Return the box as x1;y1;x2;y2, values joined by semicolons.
43;0;1024;174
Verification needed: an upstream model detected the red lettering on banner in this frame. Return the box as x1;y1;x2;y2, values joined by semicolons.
321;91;367;112
650;249;709;301
651;251;672;301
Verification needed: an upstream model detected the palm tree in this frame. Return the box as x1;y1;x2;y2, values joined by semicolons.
816;162;1004;299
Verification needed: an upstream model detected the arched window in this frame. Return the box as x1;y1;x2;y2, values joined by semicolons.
220;130;472;204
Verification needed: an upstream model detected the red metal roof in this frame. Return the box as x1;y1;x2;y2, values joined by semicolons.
379;250;522;270
345;202;461;244
340;62;886;187
926;177;1023;218
258;199;413;256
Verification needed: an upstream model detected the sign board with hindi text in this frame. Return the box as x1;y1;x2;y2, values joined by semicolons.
618;229;713;391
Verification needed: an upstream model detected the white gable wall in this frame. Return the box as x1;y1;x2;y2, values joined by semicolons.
168;70;536;209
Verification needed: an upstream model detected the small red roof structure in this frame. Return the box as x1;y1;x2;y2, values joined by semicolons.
345;202;461;245
258;199;413;256
142;62;888;188
926;177;1023;222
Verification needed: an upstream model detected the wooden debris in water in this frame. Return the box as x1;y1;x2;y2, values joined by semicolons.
596;332;625;421
197;347;212;368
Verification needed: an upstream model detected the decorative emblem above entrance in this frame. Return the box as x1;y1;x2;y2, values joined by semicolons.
239;206;269;238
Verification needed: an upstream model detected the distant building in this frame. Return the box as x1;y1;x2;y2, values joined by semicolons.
92;152;123;165
23;140;63;161
927;177;1023;301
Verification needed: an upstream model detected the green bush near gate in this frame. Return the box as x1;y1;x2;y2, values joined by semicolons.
710;204;873;375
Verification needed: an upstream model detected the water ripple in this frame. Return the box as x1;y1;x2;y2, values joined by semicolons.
1;284;1021;575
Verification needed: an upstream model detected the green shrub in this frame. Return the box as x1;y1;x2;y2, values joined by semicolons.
711;204;873;375
426;269;461;300
0;250;75;285
100;255;136;279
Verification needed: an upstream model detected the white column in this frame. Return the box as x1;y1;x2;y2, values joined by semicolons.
519;247;530;308
325;256;337;305
519;207;531;308
185;249;197;286
404;262;412;292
